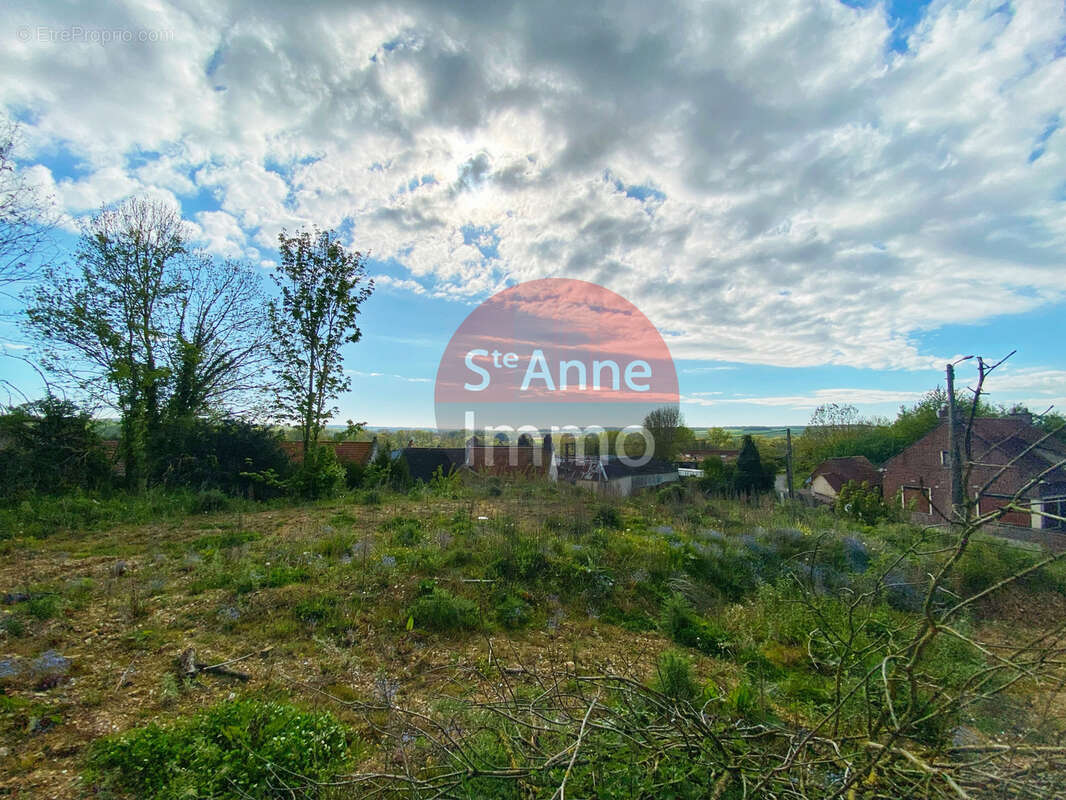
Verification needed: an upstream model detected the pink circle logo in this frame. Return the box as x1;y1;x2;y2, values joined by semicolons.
434;278;678;462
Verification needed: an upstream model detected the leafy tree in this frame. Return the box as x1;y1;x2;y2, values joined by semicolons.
26;198;269;488
162;258;271;420
267;228;374;456
27;199;187;488
705;426;734;448
674;424;695;458
698;455;735;495
643;406;686;462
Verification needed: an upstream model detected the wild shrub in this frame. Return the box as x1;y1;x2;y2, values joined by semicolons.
191;529;259;552
591;504;623;529
490;536;550;582
344;461;366;489
382;516;424;547
835;480;895;525
189;489;230;515
314;529;355;558
288;446;346;499
653;650;701;703
85;698;354;799
659;594;732;656
27;593;63;621
955;537;1062;597
683;537;757;601
493;592;533;629
407;588;479;632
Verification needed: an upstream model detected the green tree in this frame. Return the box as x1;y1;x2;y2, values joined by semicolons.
705;426;734;448
698;455;735;495
267;228;374;456
27;198;186;488
733;434;771;496
643;406;686;462
26;198;269;489
162;257;271;421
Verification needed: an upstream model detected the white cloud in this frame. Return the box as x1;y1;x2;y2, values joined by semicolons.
682;387;927;409
347;369;431;383
2;0;1064;373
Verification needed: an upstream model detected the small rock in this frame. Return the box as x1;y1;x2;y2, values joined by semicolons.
0;658;23;683
217;606;241;621
182;552;203;570
952;725;981;747
31;650;71;688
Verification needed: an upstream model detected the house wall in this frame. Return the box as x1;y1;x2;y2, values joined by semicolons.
882;419;1061;531
882;425;950;519
576;471;677;497
810;475;837;500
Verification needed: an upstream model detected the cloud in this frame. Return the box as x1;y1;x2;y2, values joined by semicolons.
681;387;927;409
2;0;1064;372
347;369;431;383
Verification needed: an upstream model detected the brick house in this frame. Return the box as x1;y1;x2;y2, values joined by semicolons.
808;456;882;503
882;412;1066;532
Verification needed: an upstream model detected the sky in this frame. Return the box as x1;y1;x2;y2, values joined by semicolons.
1;0;1064;428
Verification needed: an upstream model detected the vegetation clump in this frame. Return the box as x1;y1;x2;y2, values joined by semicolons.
86;698;355;799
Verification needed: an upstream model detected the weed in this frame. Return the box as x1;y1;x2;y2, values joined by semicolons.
660;594;732;656
407;588;479;632
653;650;700;703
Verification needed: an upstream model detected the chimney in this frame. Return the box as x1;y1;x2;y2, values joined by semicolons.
1008;410;1033;427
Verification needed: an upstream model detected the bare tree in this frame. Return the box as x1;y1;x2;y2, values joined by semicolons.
0;119;55;291
163;256;272;420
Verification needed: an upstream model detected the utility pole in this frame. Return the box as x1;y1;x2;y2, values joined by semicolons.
785;427;795;501
946;362;965;524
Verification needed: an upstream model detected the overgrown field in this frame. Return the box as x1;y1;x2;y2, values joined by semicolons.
1;479;1064;798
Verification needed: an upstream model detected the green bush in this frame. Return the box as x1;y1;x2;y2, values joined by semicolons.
289;446;346;499
189;489;231;515
86;698;354;799
653;650;700;703
954;538;1063;597
660;594;732;656
344;461;366;489
493;592;533;629
0;396;112;499
591;504;623;529
407;588;479;632
835;480;894;525
27;593;63;621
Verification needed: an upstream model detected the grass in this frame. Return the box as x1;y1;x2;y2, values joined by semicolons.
0;479;1062;796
